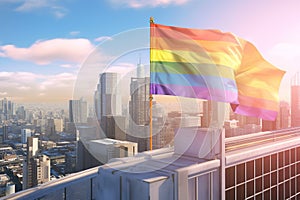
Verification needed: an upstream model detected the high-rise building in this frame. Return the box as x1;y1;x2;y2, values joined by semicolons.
129;77;150;126
291;73;300;127
65;152;76;174
54;118;63;132
27;137;38;159
23;137;50;189
262;101;290;131
262;119;277;131
2;125;8;141
23;155;50;189
16;106;26;120
69;98;88;124
278;101;290;129
100;115;126;140
0;98;14;120
94;72;122;120
46;119;55;135
126;60;151;152
21;129;32;144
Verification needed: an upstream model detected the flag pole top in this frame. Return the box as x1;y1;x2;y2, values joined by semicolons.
150;17;154;24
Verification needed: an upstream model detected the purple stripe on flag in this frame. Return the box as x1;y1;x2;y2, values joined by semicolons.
233;104;278;121
150;83;239;104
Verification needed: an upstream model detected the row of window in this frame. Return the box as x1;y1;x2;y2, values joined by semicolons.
225;147;300;199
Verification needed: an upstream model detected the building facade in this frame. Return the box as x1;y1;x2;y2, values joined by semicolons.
23;137;50;189
69;98;88;124
94;72;122;121
21;129;32;144
291;85;300;127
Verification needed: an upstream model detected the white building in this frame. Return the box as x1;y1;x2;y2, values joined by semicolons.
94;72;122;120
87;138;138;164
21;129;32;144
69;98;88;124
23;137;50;190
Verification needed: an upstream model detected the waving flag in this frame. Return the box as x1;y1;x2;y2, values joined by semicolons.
150;23;285;120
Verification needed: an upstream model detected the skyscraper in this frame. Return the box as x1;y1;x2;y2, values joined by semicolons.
21;129;32;144
291;72;300;127
263;101;291;131
278;101;290;128
129;77;150;126
94;72;122;120
69;98;88;124
2;125;8;141
126;60;151;152
23;137;50;189
26;137;38;159
0;98;14;120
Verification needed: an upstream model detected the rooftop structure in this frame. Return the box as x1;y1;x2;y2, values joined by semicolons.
4;127;300;199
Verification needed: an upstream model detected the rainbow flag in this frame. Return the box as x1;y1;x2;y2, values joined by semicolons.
150;23;285;120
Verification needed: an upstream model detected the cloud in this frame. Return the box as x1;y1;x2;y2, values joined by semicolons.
15;0;49;11
94;36;113;42
106;62;136;74
0;0;69;18
39;73;76;90
70;31;80;36
17;86;31;90
0;71;77;102
0;38;94;65
60;64;77;68
108;0;190;8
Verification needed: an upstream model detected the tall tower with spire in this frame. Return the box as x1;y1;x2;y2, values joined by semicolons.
128;59;150;151
129;59;150;126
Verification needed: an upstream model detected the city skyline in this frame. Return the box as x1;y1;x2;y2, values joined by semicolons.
0;0;300;103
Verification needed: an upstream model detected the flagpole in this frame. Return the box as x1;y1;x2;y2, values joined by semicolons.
149;17;154;151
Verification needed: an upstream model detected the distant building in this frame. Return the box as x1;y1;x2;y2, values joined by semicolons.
54;118;63;132
16;106;26;120
21;129;32;144
127;61;151;152
22;155;50;189
0;174;10;197
23;137;50;189
46;118;55;136
224;120;240;137
2;125;8;141
278;101;290;129
69;98;88;124
0;98;14;120
5;182;15;196
291;73;300;127
27;137;38;159
129;77;150;126
65;152;76;174
94;72;122;120
100;115;126;140
262;120;277;131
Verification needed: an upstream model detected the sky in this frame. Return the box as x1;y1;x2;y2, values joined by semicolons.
1;0;300;104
